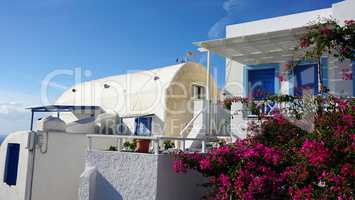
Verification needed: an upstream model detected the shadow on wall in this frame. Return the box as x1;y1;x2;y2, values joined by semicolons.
95;173;123;200
156;156;207;200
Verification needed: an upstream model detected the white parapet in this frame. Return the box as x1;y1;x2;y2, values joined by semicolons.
230;101;249;139
80;151;206;200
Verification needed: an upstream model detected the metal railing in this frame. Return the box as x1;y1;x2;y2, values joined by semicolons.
87;134;212;155
244;99;305;118
242;96;355;119
178;110;203;138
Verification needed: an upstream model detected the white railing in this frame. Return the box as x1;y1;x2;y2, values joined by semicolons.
87;134;212;155
245;99;305;118
178;110;203;138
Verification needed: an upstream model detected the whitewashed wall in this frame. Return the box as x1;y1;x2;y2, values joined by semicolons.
328;58;353;97
333;0;355;25
30;131;115;200
0;131;30;200
80;151;206;200
224;0;355;98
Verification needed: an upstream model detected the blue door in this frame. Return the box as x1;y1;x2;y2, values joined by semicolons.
294;64;318;96
135;116;152;136
4;143;20;186
248;68;275;99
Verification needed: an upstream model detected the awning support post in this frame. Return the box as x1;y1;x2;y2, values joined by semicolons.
30;111;34;131
206;50;211;136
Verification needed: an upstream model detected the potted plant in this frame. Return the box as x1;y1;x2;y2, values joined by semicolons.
136;139;150;153
163;140;175;150
123;140;137;152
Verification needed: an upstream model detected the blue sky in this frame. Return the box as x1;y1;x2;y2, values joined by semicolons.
0;0;342;134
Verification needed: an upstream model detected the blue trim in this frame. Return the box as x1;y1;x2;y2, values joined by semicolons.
135;116;152;136
243;66;247;97
288;71;294;96
4;143;20;186
321;57;328;89
244;63;279;97
293;64;318;96
275;64;280;94
296;60;316;65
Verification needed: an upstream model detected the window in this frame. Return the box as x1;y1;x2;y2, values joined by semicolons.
135;116;152;136
248;68;275;99
4;143;20;186
192;84;205;99
116;118;125;135
293;64;318;96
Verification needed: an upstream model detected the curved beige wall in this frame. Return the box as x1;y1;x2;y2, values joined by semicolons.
164;62;217;136
55;62;217;137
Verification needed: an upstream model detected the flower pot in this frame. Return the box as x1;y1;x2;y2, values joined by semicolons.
136;139;150;153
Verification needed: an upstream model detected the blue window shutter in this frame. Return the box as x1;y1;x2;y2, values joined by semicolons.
135;117;152;136
321;57;328;89
4;143;20;186
293;64;318;96
243;66;248;97
248;68;275;99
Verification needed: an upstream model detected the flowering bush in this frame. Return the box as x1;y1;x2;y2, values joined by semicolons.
297;18;355;94
299;18;355;62
173;97;354;199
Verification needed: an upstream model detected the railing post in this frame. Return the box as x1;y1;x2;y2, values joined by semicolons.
117;138;122;152
202;140;206;153
88;136;92;151
182;139;186;151
153;138;159;155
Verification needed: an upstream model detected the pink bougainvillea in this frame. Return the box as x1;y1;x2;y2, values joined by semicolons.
300;139;329;166
173;96;355;199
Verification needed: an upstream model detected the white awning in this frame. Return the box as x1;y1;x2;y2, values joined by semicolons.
194;27;307;65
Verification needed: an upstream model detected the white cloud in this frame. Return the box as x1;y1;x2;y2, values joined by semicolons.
208;0;243;39
0;91;40;135
0;102;30;134
0;102;27;115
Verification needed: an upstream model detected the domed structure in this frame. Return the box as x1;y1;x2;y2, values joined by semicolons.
56;62;218;136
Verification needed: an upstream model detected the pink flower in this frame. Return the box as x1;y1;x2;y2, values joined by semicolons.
340;163;352;176
278;74;286;82
341;69;352;80
300;36;311;48
289;185;313;200
243;148;257;158
341;114;353;127
301;139;329;166
344;19;355;25
218;145;231;154
337;100;349;111
263;147;281;165
335;125;346;136
219;174;231;187
272;110;286;124
320;26;332;36
199;158;212;170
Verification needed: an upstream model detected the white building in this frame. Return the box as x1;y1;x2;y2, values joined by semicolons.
195;0;355;137
0;62;229;200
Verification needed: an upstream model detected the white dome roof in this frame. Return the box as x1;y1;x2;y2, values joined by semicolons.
56;63;189;118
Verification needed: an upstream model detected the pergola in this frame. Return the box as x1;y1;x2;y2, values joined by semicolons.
26;105;102;130
194;27;307;65
195;27;308;132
